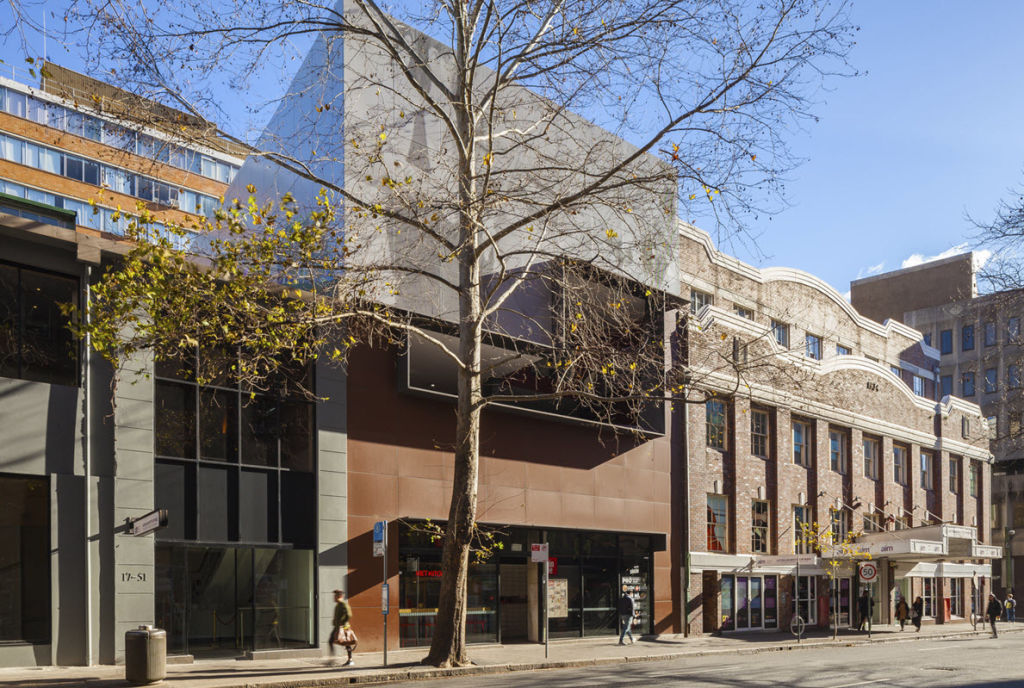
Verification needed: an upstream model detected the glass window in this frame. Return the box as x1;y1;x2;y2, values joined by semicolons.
836;344;851;356
985;321;997;346
199;388;238;462
734;306;753;319
0;475;51;643
706;399;726;449
64;155;83;181
154;460;195;540
1;134;23;164
5;89;27;118
985;368;998;394
863;437;879;480
962;372;975;397
920;451;934;490
949;456;960;494
690;289;712;314
0;263;79;386
940;375;952;398
1010;317;1021;342
923;332;932;347
969;461;980;497
1010;365;1021;390
913;375;924;396
707;495;728;552
805;334;822;360
830;508;849;544
962;324;974;351
751;500;769;553
83;160;101;186
796;575;816;625
154;381;197;459
940;329;953;354
894;444;908;484
792;419;810;466
771;320;789;348
751;408;769;458
829;428;848;474
793;505;811;554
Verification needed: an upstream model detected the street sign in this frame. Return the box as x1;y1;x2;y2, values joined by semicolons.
531;543;549;562
859;562;878;583
381;583;390;615
127;509;168;536
548;557;558;576
373;520;387;558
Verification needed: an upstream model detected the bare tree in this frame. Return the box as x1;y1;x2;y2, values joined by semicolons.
64;0;854;667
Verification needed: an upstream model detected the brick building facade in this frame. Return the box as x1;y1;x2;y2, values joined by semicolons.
680;224;997;635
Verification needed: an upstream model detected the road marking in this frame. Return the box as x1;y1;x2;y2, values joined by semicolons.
828;679;890;688
677;665;742;675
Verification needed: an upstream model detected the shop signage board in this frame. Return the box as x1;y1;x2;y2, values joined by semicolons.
548;557;558;576
127;509;168;536
548;578;568;618
859;562;878;583
531;543;549;562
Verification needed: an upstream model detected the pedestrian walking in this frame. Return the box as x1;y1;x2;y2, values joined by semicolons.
1005;593;1016;623
857;589;874;631
911;596;923;632
895;595;910;631
987;593;1003;638
329;589;358;665
618;586;636;645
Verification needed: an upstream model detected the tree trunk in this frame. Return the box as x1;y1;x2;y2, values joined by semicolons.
424;26;481;664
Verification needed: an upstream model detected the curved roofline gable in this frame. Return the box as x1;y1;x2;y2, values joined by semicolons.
678;221;928;345
818;355;928;410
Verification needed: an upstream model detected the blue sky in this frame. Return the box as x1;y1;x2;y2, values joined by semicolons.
3;1;1023;297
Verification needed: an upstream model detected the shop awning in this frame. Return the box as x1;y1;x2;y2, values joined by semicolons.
851;524;1001;563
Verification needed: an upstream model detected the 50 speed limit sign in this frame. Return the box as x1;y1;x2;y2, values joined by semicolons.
858;562;878;583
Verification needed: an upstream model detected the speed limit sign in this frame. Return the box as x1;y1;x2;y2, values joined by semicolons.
859;562;878;583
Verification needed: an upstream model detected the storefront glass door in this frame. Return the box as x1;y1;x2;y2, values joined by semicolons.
830;578;852;627
723;575;777;630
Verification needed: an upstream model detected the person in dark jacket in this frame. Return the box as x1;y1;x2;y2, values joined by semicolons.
618;586;636;645
895;595;910;631
856;589;874;631
987;593;1003;638
911;596;923;632
330;589;356;664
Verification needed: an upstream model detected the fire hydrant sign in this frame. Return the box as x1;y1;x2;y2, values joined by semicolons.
859;562;878;583
531;543;549;562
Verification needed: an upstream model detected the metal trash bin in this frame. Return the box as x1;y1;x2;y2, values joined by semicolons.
125;625;166;685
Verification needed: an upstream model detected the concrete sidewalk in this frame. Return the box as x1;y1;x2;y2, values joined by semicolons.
3;622;1022;688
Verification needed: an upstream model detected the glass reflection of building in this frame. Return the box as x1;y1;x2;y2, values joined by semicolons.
152;350;316;657
397;522;657;647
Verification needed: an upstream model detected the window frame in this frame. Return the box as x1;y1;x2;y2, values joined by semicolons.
771;320;789;348
863;436;880;480
751;500;770;554
705;399;727;450
961;371;975;397
985;368;998;394
893;444;909;485
940;329;953;355
836;344;851;356
969;461;980;497
962;324;975;352
792;419;811;467
940;375;952;398
805;333;822;361
690;289;713;315
949;456;960;494
793;505;812;555
750;408;770;459
984;321;997;347
829;427;848;474
707;494;729;552
920;451;934;491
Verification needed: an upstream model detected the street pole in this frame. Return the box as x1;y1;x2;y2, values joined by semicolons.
383;539;388;668
544;555;549;659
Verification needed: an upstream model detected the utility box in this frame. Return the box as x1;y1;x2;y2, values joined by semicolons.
125;625;166;685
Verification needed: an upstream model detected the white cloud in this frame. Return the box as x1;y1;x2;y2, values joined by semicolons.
900;242;970;269
973;249;992;271
841;290;851;302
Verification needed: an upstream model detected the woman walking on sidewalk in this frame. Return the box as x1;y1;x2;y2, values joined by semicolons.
895;596;910;631
911;596;923;632
987;593;1003;638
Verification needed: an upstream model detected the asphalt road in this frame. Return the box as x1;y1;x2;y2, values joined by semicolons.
399;634;1024;687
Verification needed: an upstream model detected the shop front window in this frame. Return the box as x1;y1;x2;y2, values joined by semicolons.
0;474;50;643
155;544;314;657
796;576;816;625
